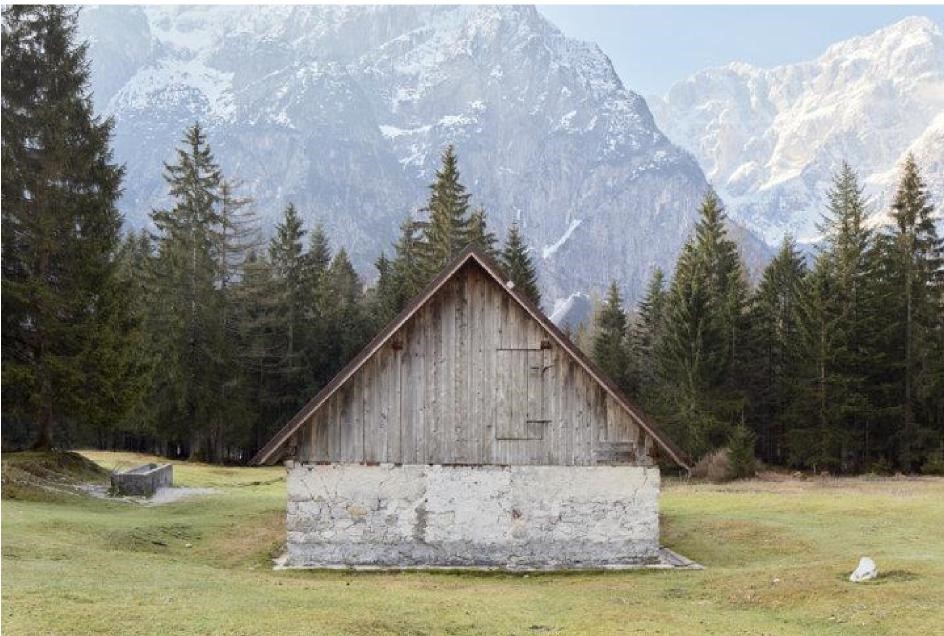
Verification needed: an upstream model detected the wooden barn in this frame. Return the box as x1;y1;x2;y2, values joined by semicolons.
254;246;690;569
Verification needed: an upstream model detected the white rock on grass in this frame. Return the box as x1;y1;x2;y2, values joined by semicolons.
849;557;878;582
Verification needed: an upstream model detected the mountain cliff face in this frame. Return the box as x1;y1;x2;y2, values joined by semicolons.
649;16;944;244
78;5;712;305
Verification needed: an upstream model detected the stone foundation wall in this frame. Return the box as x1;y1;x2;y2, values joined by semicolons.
286;464;660;569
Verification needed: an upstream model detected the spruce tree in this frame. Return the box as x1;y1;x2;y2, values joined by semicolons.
788;258;845;471
417;145;472;277
785;164;879;471
322;249;370;370
467;206;499;258
2;6;130;448
371;252;400;328
592;282;631;391
745;236;807;463
232;249;281;453
389;214;425;310
306;222;333;281
267;203;312;421
148;122;224;457
634;268;667;400
501;222;542;305
876;155;944;469
658;193;749;456
205;179;258;461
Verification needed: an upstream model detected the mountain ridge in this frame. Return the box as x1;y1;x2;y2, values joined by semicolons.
78;4;722;307
649;15;944;244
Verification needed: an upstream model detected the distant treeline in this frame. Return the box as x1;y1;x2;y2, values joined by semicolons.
3;6;942;473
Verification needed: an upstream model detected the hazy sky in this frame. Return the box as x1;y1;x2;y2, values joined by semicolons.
538;5;944;97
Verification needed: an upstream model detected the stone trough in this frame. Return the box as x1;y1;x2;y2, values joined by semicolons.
110;463;173;497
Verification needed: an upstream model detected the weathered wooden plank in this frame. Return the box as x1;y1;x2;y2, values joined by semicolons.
363;354;380;463
400;319;416;464
470;269;485;464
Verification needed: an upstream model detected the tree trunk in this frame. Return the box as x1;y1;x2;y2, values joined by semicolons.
32;408;53;451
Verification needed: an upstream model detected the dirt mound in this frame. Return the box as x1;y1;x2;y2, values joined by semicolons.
2;451;109;501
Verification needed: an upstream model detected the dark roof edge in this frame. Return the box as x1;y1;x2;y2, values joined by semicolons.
251;245;691;470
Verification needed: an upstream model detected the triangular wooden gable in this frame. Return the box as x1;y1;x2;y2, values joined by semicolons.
252;246;690;469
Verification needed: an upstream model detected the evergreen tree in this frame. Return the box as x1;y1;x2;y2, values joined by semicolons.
501;223;542;305
467;206;498;258
416;145;472;277
306;222;333;281
633;268;667;401
727;424;757;479
787;259;846;471
745;236;807;464
785;164;880;471
204;180;258;461
370;252;400;328
592;282;631;391
875;155;944;469
389;214;425;310
267;203;315;422
658;193;749;456
147;122;224;457
232;249;281;453
321;249;371;371
2;6;131;448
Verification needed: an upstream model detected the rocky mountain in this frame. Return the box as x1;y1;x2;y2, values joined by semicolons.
77;5;715;306
649;16;944;244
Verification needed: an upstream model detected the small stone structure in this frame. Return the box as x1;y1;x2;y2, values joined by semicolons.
111;463;172;497
287;463;660;569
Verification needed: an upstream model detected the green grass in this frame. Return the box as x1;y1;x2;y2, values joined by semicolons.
3;451;943;635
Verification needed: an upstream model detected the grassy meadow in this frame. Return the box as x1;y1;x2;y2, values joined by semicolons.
2;450;943;635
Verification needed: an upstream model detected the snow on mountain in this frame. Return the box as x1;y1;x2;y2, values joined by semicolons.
649;16;944;244
78;5;715;305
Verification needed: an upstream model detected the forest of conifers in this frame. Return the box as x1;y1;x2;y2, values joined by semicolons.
3;6;942;474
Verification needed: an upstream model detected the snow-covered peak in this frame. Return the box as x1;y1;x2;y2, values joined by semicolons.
78;4;710;306
650;15;944;244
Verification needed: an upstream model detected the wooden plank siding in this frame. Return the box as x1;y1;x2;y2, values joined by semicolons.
294;263;653;466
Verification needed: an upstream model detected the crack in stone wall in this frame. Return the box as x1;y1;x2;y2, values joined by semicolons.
286;464;660;568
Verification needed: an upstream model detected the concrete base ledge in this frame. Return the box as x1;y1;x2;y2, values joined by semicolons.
275;547;702;572
286;463;666;569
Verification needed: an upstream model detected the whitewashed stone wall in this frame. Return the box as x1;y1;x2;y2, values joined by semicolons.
286;464;660;569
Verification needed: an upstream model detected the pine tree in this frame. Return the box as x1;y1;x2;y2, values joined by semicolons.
322;249;370;371
467;206;498;258
727;424;757;479
389;214;425;309
745;236;807;464
657;193;749;456
371;252;400;327
501;223;542;305
875;155;944;469
784;164;880;471
592;282;631;391
147;122;225;457
232;249;281;453
416;145;472;277
2;6;130;449
306;222;332;281
204;179;258;462
787;258;845;471
634;268;667;401
267;203;312;421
